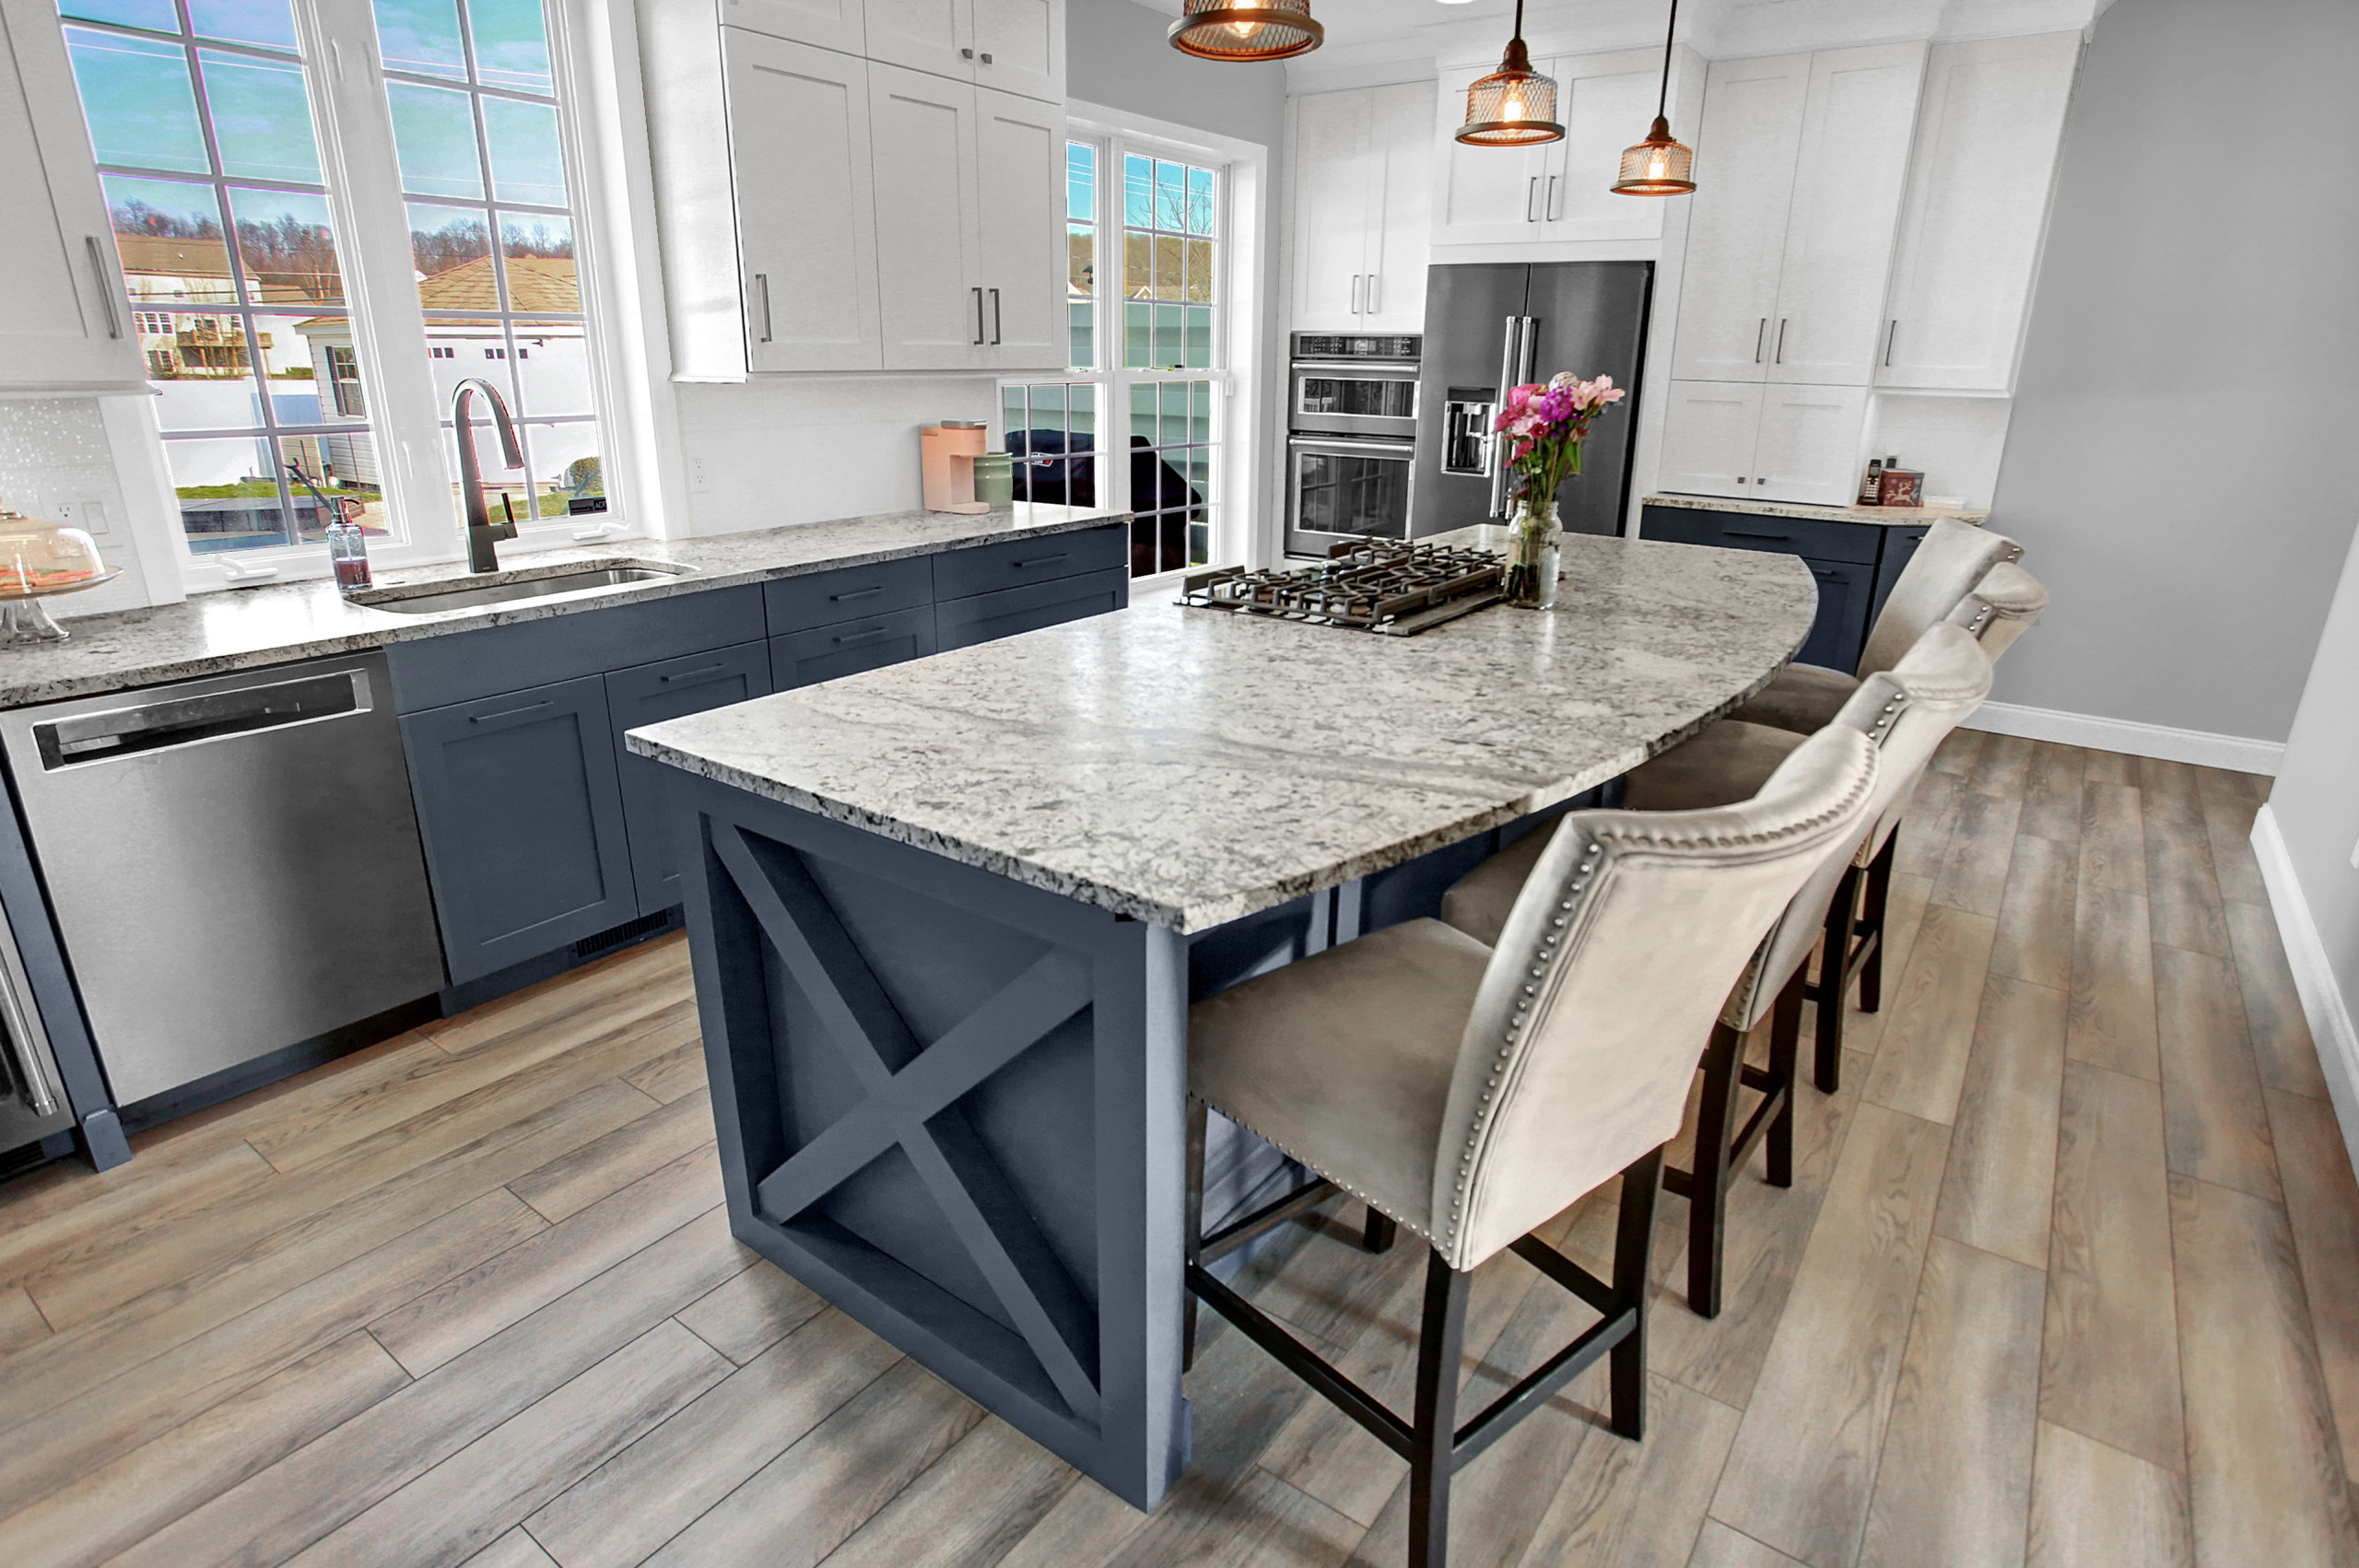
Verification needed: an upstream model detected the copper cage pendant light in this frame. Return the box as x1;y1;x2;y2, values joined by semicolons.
1455;0;1562;146
1612;0;1696;194
1168;0;1323;63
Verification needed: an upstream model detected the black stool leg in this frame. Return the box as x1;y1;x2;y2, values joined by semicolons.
1813;865;1859;1094
1684;1021;1744;1318
1363;1210;1399;1253
1767;971;1803;1189
1409;1249;1473;1568
1860;835;1895;1014
1610;1149;1661;1441
1183;1096;1207;1374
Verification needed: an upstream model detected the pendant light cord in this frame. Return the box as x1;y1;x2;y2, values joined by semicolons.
1511;0;1527;45
1656;0;1679;119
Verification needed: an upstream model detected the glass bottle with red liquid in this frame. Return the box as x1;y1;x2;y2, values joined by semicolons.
325;510;372;591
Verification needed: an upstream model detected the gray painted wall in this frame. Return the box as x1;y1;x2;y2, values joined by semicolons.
1067;0;1286;149
1987;0;2359;744
2268;527;2359;1036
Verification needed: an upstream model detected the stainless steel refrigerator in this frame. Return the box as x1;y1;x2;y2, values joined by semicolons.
1411;262;1653;539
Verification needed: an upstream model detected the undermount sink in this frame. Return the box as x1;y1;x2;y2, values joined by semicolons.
356;566;684;615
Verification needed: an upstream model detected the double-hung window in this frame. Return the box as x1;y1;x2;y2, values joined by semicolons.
56;0;616;575
1004;133;1228;582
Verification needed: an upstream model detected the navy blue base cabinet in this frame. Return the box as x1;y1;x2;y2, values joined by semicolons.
1640;505;1927;675
386;524;1130;991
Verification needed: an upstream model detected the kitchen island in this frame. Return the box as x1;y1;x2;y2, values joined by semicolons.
627;532;1817;1510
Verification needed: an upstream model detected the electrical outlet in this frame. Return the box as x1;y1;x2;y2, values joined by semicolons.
687;456;712;494
54;498;110;535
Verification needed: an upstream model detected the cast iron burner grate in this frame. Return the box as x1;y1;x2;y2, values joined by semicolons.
1178;540;1507;637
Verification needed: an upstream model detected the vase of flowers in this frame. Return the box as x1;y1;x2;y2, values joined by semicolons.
1494;372;1625;608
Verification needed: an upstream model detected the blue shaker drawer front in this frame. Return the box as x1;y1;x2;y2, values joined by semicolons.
769;605;938;691
384;584;766;712
934;568;1129;651
762;556;933;635
606;639;771;915
930;524;1126;602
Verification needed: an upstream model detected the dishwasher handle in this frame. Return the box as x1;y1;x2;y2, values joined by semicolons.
32;670;366;771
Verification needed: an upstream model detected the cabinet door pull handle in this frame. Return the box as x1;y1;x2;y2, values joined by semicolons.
659;662;728;684
960;46;974;58
1725;529;1790;541
1884;319;1899;367
829;584;886;603
833;626;893;646
86;238;122;339
755;273;773;343
972;287;985;345
1366;273;1379;314
979;51;992;63
1754;318;1766;363
989;287;1002;345
1015;553;1069;569
1545;174;1560;220
470;699;553;724
1526;176;1541;223
1775;318;1789;364
1349;274;1363;314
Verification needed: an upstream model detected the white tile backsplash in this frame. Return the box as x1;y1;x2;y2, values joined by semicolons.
0;397;158;617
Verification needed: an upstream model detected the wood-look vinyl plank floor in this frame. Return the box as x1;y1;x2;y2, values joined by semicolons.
5;742;2358;1568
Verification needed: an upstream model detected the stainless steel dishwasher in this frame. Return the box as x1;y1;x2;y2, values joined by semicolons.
0;650;446;1105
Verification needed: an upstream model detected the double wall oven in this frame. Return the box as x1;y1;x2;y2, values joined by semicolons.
1285;333;1420;558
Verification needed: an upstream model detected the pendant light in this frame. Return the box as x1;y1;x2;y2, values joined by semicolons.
1168;0;1323;63
1455;0;1562;147
1612;0;1696;194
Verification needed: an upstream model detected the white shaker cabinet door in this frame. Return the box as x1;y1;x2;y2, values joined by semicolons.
724;31;885;372
1766;41;1925;386
1288;88;1376;330
1751;384;1870;505
1427;61;1552;248
1877;31;2080;392
1361;79;1433;330
1667;53;1809;384
871;63;985;369
1657;381;1766;500
1537;53;1666;244
719;0;865;53
0;0;148;393
970;0;1061;103
865;0;969;83
974;86;1064;369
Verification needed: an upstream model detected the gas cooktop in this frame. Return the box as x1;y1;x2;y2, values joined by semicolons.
1177;540;1505;637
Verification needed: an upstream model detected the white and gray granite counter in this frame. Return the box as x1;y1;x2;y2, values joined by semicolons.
0;503;1125;708
1640;493;1989;528
629;532;1818;932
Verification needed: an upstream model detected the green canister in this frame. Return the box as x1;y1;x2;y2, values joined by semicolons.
973;451;1015;509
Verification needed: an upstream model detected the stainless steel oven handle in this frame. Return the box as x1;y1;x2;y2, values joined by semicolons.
1289;360;1421;374
1287;435;1414;454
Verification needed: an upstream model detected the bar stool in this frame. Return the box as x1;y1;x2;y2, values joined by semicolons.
1184;726;1878;1568
1729;517;2019;737
1946;558;2049;656
1436;626;1992;1313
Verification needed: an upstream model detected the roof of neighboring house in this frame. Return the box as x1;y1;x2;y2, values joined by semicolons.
294;254;584;335
115;234;231;278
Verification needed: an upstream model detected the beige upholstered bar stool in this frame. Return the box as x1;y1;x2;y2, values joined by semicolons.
1946;558;2049;657
1435;626;1993;1314
1730;517;2019;737
1183;727;1877;1568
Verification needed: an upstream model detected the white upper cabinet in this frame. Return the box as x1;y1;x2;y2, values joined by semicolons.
1429;48;1670;250
1667;54;1810;382
1877;31;2081;393
0;0;148;395
863;0;966;80
1657;382;1766;498
871;63;985;369
1288;82;1433;332
856;0;1061;102
1750;383;1870;503
722;0;865;55
973;87;1065;369
1766;43;1927;385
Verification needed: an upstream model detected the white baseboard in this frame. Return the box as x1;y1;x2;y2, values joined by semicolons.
1964;699;2285;776
2249;803;2359;1176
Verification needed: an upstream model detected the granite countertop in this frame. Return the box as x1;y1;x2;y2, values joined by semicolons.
0;504;1125;708
1641;493;1990;528
629;532;1818;932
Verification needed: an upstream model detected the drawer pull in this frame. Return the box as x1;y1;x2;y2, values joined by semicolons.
834;626;893;646
470;699;552;724
659;662;728;685
1724;530;1790;542
1014;553;1069;569
828;585;886;603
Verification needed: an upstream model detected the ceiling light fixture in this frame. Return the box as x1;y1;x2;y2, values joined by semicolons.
1612;0;1696;195
1455;0;1562;147
1168;0;1323;63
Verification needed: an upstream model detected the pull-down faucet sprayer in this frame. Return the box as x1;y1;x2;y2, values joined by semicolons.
451;377;525;573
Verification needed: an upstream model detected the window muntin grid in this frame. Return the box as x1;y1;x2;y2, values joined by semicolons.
61;0;386;554
371;0;606;524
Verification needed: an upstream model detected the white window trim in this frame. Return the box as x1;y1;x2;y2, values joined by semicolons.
1017;103;1271;583
150;0;660;593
